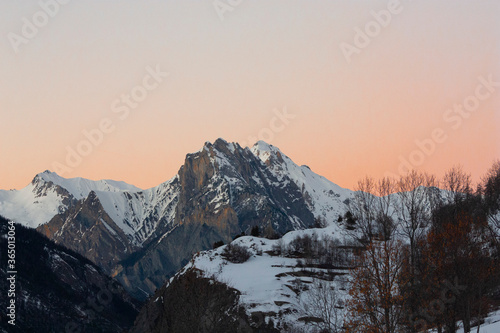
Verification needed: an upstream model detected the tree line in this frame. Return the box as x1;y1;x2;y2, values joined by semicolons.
345;162;500;333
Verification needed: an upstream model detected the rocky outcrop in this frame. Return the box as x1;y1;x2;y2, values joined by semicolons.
37;191;135;273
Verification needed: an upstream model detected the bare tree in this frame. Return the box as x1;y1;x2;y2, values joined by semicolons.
480;160;500;229
395;170;436;268
349;176;399;243
302;278;345;333
442;165;473;205
374;177;397;241
348;176;378;244
346;240;406;333
393;171;437;333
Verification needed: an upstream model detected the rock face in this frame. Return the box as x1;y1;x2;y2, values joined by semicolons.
3;139;353;299
0;216;139;333
37;191;135;273
175;140;315;235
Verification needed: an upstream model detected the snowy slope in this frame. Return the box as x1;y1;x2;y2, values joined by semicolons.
0;180;68;228
429;310;500;333
251;141;352;224
94;175;180;246
34;170;141;199
0;170;141;228
459;310;500;333
180;224;351;331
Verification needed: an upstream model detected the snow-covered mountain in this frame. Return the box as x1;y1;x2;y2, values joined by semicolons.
112;139;354;298
0;170;141;228
90;175;180;247
1;140;351;232
0;139;354;298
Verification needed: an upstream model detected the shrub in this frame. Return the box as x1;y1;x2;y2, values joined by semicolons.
233;231;246;240
288;233;317;257
213;240;224;249
270;239;284;256
222;243;252;263
314;217;328;228
285;233;352;268
344;211;356;230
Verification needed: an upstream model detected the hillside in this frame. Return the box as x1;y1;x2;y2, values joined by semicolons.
0;215;139;333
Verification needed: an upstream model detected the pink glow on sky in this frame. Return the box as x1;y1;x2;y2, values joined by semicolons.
0;0;499;190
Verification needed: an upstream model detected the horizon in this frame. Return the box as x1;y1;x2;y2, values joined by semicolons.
1;0;499;191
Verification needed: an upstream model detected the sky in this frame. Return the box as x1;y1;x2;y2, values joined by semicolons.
1;0;499;191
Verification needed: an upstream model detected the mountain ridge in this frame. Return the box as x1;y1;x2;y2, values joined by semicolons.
0;139;354;298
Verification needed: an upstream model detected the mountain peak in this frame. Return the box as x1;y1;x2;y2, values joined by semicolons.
32;170;61;185
203;138;230;147
250;140;282;164
253;140;274;151
198;138;241;157
30;171;141;200
214;137;229;145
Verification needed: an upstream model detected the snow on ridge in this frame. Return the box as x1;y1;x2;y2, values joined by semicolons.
201;139;353;225
0;182;66;228
94;175;180;245
250;141;352;223
0;170;142;229
1;140;352;239
35;170;142;200
250;140;277;163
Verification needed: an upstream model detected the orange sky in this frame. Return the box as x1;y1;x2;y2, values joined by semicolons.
1;0;499;191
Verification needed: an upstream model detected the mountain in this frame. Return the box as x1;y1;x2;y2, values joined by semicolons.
37;190;136;272
0;170;141;228
0;215;139;333
111;139;353;299
0;139;353;299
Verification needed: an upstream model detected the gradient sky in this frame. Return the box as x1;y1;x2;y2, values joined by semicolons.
1;0;499;191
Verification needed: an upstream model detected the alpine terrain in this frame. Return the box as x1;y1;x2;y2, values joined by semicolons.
0;139;353;299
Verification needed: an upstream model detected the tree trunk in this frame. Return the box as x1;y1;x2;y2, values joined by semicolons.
464;300;471;332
